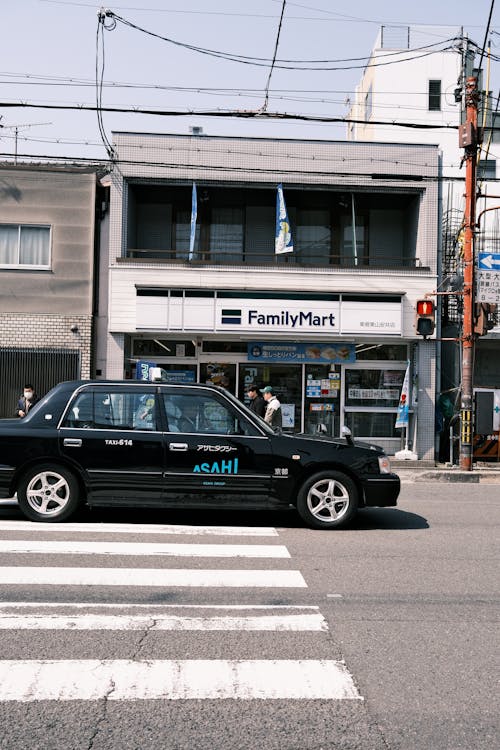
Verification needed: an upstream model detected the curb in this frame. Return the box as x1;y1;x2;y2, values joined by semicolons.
397;470;500;483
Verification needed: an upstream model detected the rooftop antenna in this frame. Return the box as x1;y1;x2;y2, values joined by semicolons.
1;122;53;163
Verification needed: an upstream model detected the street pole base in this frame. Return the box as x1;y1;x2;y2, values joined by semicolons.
394;449;418;461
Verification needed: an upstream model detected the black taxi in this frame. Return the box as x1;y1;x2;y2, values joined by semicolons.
0;380;400;528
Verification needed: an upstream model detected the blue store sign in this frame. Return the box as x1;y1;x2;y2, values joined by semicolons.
248;342;356;363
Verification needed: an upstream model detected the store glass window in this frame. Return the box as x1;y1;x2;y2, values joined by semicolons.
345;412;400;438
200;363;236;394
355;344;408;360
304;364;340;437
238;363;302;433
132;339;197;358
345;369;404;407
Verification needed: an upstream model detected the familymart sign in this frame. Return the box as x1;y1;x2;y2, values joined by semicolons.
136;289;403;336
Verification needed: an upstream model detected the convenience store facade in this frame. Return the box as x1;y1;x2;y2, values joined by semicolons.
100;133;439;459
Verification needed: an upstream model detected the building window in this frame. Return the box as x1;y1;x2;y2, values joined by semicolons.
478;159;496;180
428;80;441;111
0;224;50;268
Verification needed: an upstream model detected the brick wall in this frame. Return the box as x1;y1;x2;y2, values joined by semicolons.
0;313;93;378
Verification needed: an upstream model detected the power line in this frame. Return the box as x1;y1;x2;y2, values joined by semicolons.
0;99;465;129
477;0;496;73
103;11;461;71
262;0;287;112
95;10;116;159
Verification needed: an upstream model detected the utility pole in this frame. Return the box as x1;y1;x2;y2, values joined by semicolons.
458;73;480;470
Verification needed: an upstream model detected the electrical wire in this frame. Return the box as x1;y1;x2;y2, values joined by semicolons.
477;0;496;72
104;11;461;71
95;10;116;159
0;99;467;129
262;0;287;112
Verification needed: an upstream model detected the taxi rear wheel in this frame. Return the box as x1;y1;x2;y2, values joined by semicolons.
296;471;358;529
17;464;80;522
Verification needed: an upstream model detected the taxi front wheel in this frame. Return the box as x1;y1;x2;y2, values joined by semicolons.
18;464;81;522
296;471;358;529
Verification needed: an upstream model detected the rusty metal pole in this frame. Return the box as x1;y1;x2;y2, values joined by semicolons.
459;75;479;470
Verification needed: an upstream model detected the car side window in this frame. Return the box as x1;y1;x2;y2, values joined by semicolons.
62;391;158;431
63;392;95;428
162;392;259;436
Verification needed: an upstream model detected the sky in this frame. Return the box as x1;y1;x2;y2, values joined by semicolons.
1;0;498;163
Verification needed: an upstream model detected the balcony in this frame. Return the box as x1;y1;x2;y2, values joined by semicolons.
122;183;425;270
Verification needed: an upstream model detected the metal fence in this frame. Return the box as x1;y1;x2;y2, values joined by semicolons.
0;347;80;418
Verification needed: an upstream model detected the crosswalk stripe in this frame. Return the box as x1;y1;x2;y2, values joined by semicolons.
0;660;362;701
0;613;327;631
0;521;278;536
0;540;290;558
0;567;307;588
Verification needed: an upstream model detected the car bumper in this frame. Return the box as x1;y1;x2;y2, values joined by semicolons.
362;473;400;507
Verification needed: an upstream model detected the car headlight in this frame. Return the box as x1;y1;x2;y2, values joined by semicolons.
378;455;391;474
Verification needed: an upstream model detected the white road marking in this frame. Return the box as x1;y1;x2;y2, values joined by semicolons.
0;521;278;536
0;660;362;700
0;613;327;631
0;540;290;558
0;602;319;611
0;567;307;588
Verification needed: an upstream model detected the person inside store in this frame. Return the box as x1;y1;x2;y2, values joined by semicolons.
246;383;266;419
15;383;39;418
261;385;282;431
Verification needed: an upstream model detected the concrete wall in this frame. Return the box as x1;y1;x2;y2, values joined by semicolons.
0;167;96;315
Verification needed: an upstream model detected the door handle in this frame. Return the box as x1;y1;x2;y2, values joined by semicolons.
63;438;82;448
169;442;188;452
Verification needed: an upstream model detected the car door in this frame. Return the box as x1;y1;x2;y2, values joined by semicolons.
59;385;164;505
160;386;274;505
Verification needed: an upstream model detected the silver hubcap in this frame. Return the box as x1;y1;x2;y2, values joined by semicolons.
307;478;350;523
26;471;70;516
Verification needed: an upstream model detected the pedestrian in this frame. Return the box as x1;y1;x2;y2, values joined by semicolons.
260;385;282;430
15;383;39;418
246;383;266;419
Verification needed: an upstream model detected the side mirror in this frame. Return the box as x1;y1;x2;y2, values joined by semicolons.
341;425;354;446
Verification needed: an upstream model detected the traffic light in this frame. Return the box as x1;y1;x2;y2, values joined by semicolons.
415;299;435;338
474;303;496;336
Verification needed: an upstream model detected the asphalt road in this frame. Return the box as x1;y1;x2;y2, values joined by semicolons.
0;483;498;750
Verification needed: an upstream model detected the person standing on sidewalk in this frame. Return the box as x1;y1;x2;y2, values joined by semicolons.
15;384;39;418
246;383;266;419
261;385;282;431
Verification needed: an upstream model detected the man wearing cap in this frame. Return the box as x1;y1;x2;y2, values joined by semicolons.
246;383;266;419
261;386;282;430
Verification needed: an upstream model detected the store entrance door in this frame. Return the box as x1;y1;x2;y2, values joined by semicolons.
238;363;302;433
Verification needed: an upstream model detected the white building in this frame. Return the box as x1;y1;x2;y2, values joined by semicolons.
347;25;500;459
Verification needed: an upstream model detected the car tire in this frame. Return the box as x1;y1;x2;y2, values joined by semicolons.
17;464;81;522
296;470;358;529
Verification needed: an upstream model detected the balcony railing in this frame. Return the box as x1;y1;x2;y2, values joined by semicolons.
124;248;423;269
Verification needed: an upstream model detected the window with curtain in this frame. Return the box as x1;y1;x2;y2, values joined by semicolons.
296;209;331;264
0;225;50;267
210;207;244;262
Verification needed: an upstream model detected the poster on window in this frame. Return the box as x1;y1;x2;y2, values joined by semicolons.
281;403;295;428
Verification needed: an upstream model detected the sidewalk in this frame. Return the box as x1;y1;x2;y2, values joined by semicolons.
392;459;500;483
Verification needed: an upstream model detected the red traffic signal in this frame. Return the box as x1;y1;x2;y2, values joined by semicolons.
415;299;435;338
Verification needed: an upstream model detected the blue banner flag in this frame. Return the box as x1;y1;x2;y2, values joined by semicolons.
395;361;410;429
275;183;293;254
188;182;197;261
